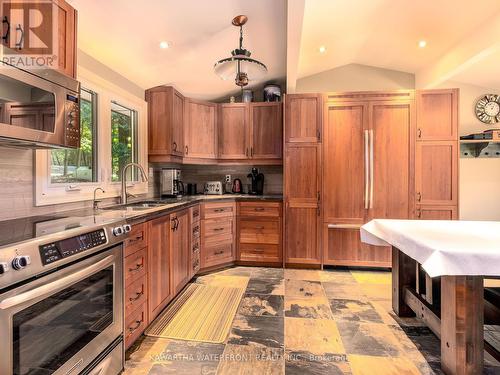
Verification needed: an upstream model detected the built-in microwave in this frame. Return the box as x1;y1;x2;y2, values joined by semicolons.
0;61;80;149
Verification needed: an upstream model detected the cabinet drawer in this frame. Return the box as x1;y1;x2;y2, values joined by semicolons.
239;219;280;244
125;275;147;315
192;221;201;239
239;202;281;218
202;202;235;219
125;247;147;286
124;223;148;257
203;218;233;238
204;243;233;265
191;205;201;222
125;302;147;349
240;244;280;262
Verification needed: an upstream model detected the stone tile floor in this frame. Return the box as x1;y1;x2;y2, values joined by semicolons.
124;267;500;374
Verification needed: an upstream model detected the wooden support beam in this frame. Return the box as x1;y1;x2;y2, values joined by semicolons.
392;247;416;317
441;276;484;375
404;287;441;338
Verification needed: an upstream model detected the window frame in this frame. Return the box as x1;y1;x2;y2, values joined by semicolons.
35;68;148;206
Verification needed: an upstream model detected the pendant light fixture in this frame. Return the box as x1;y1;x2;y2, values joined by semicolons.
214;15;267;87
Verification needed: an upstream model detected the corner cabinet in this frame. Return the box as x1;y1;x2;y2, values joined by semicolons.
146;86;185;162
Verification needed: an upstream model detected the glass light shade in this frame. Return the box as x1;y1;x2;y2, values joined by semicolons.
214;55;267;82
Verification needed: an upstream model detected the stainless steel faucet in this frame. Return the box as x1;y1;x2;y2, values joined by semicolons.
93;187;105;209
120;163;149;204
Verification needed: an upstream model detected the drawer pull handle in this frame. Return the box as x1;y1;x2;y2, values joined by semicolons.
213;227;225;231
255;226;265;230
254;207;265;211
214;250;225;255
129;290;144;302
213;208;226;213
128;319;143;334
128;263;144;272
128;234;143;243
252;248;265;252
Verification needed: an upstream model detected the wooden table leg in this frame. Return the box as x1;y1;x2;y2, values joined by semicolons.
392;246;416;316
441;276;484;375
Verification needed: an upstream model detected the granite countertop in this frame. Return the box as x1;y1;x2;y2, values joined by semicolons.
0;194;282;248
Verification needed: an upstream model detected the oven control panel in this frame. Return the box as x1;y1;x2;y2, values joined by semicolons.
39;229;107;266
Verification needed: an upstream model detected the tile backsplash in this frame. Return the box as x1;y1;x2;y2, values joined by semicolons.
151;164;283;196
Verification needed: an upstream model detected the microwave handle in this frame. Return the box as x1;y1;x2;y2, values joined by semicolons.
0;255;114;310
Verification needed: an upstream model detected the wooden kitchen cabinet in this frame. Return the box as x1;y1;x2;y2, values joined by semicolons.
285;206;321;264
416;205;458;220
416;89;458;141
146;86;185;162
53;0;77;78
415;141;458;206
285;94;322;143
218;103;249;159
184;98;217;161
170;209;190;295
147;215;173;323
237;201;282;263
190;205;201;277
250;102;282;160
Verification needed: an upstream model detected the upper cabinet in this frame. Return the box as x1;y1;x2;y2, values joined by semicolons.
184;99;217;161
146;86;185;162
218;103;249;160
250;102;282;160
285;94;322;143
146;86;283;164
217;102;282;163
416;89;458;141
1;0;77;78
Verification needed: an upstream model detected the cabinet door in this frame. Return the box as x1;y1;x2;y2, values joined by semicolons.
184;99;217;159
218;104;249;159
170;210;190;295
53;0;77;78
416;205;458;220
171;90;185;157
250;102;282;159
323;102;369;224
369;101;413;220
416;141;458;206
147;215;172;322
285;94;322;143
285;144;320;203
285;205;321;264
323;226;391;267
416;89;458;141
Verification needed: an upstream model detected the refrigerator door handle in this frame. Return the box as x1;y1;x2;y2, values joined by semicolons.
364;130;370;209
369;129;374;209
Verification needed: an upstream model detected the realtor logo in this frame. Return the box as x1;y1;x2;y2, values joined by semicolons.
1;0;56;67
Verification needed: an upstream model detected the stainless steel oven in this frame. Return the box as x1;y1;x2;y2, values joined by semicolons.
0;61;80;149
0;244;123;375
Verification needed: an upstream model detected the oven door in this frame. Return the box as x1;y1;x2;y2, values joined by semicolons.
0;63;80;148
0;245;123;375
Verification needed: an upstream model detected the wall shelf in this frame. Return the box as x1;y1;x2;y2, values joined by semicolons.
460;140;500;158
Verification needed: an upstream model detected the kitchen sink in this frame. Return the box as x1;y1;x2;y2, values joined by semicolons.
101;200;166;210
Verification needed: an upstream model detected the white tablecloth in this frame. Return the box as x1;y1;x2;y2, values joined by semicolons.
361;219;500;277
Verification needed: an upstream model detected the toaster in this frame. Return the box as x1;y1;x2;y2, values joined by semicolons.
204;181;224;195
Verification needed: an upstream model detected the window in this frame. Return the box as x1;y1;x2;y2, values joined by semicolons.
50;88;97;183
111;101;138;182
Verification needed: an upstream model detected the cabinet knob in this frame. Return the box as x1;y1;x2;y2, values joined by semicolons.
172;141;177;151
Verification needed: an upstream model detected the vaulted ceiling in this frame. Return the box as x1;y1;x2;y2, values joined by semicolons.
68;0;286;100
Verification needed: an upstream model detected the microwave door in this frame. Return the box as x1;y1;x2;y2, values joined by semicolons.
0;64;79;148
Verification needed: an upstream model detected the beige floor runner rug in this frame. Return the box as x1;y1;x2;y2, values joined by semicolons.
145;283;245;343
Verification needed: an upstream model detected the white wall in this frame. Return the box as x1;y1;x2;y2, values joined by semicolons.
296;63;415;92
434;80;500;220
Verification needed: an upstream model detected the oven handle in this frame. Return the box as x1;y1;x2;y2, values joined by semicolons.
0;255;114;310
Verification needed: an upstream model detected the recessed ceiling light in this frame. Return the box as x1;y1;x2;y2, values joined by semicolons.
319;46;327;53
159;41;171;49
418;40;427;48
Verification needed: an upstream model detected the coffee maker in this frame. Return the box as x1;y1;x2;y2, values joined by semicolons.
160;168;184;197
247;167;264;195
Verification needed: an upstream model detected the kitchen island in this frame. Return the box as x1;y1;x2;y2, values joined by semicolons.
361;219;500;375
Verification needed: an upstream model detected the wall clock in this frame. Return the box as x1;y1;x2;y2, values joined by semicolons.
475;94;500;124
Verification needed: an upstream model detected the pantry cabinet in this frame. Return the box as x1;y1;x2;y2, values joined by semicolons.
285;93;322;143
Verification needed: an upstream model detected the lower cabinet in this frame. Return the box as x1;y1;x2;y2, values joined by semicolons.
415;205;458;220
170;209;190;295
238;201;282;263
147;215;173;323
200;202;236;269
190;205;201;278
285;205;321;265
